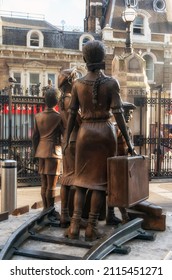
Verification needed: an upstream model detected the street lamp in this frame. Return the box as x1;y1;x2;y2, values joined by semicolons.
8;77;17;159
122;4;136;53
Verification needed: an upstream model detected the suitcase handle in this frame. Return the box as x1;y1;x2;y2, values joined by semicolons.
129;155;146;160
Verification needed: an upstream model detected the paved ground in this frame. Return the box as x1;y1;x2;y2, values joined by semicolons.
0;179;172;260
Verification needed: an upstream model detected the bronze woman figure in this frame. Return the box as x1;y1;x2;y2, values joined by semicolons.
58;68;81;227
64;40;135;241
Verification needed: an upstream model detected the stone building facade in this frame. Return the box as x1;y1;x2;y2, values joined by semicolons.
0;1;172;177
0;15;98;95
84;0;172;143
85;0;172;93
0;0;171;95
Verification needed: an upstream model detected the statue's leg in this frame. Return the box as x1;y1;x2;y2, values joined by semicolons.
106;206;122;225
46;175;58;207
40;174;48;209
85;190;105;241
60;184;71;227
46;175;60;219
118;207;130;223
65;187;86;239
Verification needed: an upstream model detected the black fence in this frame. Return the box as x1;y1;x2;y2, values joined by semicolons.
0;93;45;185
0;91;172;187
133;92;172;179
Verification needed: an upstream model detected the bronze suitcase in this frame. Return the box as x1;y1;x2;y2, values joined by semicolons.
107;155;149;208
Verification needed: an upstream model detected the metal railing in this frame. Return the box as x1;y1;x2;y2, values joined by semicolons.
0;10;84;32
1;91;172;186
0;10;45;20
0;93;45;185
134;93;172;178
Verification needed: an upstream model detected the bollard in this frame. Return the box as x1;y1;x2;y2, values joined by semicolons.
1;160;17;214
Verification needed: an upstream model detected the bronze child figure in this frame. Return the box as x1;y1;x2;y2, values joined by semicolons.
32;88;64;219
106;101;137;225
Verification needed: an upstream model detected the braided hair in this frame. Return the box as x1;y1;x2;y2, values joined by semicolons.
83;40;106;106
92;71;103;106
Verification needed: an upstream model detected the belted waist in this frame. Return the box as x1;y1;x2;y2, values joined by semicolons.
81;118;110;123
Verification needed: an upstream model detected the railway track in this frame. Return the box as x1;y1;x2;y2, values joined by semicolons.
0;207;156;260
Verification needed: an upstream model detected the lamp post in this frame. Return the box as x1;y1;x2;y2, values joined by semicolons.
156;84;163;176
8;77;16;159
122;4;136;53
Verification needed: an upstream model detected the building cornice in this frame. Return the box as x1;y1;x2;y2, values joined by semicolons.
0;45;83;61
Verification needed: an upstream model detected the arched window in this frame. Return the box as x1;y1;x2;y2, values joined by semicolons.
126;0;138;7
30;32;39;47
79;34;94;51
153;0;166;12
143;54;154;81
82;37;91;46
133;16;144;35
27;30;44;48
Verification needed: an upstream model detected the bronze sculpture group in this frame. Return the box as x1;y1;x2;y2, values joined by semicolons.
33;40;137;242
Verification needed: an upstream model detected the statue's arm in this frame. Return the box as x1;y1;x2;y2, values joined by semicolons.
32;120;40;157
63;111;77;154
63;84;79;154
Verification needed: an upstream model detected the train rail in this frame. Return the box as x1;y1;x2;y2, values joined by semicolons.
0;207;156;260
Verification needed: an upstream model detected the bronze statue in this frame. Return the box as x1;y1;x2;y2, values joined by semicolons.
32;88;64;219
58;68;81;227
106;101;137;225
42;79;53;97
63;40;136;241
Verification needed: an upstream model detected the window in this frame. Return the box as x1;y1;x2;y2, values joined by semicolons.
13;73;22;95
153;0;166;12
133;16;144;35
126;0;138;7
143;55;154;81
29;73;40;96
48;74;55;88
131;0;137;6
79;33;94;51
30;32;39;47
82;37;91;45
27;30;44;48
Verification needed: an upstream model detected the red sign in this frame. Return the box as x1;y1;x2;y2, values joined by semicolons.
1;104;44;114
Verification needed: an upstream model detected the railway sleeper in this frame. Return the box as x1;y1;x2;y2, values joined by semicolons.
0;208;156;260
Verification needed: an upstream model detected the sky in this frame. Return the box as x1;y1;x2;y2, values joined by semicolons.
0;0;86;28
